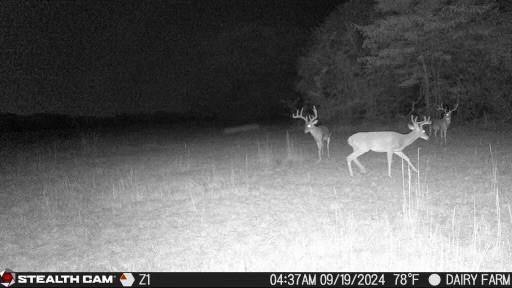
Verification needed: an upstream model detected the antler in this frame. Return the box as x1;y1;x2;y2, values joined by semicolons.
410;115;418;127
418;116;431;127
436;103;459;113
448;103;459;113
308;105;319;122
292;108;308;122
410;115;431;127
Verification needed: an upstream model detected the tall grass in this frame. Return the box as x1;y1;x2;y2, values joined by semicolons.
1;125;511;271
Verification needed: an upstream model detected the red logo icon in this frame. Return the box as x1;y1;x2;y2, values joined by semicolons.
0;269;15;287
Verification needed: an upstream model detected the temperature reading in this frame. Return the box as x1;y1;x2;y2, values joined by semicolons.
394;273;419;286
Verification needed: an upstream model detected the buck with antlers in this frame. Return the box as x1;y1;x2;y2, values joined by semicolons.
346;115;431;177
292;106;331;162
430;103;458;145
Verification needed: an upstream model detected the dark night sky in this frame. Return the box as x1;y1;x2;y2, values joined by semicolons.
1;0;345;117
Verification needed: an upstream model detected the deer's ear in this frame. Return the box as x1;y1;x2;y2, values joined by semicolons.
408;124;414;130
312;120;318;125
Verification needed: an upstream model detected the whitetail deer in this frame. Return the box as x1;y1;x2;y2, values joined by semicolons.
292;106;331;162
347;115;431;177
430;103;458;145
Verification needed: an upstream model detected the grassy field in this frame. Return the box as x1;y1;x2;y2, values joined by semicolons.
1;122;511;271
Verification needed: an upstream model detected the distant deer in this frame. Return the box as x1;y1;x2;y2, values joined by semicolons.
347;115;431;177
292;106;331;162
430;103;458;145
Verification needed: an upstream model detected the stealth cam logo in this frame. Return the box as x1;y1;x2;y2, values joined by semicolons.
0;269;15;287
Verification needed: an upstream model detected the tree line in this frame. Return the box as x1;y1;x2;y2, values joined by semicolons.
295;0;512;123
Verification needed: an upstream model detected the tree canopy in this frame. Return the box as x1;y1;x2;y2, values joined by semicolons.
296;0;512;122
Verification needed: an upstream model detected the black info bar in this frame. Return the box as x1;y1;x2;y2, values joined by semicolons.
2;272;511;288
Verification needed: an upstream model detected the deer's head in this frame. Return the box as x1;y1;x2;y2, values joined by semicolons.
292;106;320;134
437;103;459;123
408;115;432;140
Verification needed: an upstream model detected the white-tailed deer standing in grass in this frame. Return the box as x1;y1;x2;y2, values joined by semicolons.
430;103;458;145
292;106;331;162
346;115;431;177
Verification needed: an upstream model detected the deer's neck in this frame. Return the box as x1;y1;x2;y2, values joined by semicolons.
401;131;421;148
309;127;323;141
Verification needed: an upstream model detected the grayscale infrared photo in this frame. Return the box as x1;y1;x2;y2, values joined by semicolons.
2;0;512;274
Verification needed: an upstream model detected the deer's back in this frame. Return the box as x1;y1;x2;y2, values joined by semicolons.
319;125;329;136
348;131;403;151
432;119;449;129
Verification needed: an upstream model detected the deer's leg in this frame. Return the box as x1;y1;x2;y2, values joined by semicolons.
347;158;354;176
394;151;417;172
387;152;393;177
326;137;330;159
316;141;322;162
347;149;367;176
